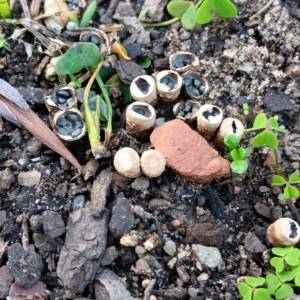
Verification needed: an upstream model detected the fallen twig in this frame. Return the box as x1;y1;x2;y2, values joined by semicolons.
249;0;275;20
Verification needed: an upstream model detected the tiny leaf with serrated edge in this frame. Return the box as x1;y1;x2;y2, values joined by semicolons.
231;160;248;174
245;276;265;287
224;133;240;149
270;257;284;274
245;147;252;157
272;175;286;186
231;148;246;160
167;0;194;18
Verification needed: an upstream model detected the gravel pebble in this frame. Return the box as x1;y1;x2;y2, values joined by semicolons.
192;244;222;268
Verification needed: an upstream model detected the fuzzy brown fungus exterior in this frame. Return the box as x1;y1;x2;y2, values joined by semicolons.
141;149;166;178
267;217;300;246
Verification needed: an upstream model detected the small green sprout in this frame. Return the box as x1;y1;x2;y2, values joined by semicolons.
224;133;251;174
140;0;237;30
136;55;152;69
244;113;288;149
0;0;12;18
79;0;97;28
272;172;300;200
4;18;17;24
0;32;12;52
69;74;81;88
270;246;300;273
243;103;249;116
167;0;237;30
238;246;300;300
237;276;270;300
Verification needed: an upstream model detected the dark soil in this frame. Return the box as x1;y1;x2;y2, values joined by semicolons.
1;0;300;299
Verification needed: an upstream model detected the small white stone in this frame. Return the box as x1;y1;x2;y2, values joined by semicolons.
177;251;191;260
259;186;269;193
163;240;176;256
188;287;199;297
167;257;177;269
197;272;209;282
192;244;222;268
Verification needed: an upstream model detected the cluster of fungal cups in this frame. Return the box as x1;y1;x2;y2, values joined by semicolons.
45;86;86;141
114;51;247;179
124;51;245;161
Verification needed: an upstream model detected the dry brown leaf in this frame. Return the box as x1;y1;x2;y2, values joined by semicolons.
0;79;82;179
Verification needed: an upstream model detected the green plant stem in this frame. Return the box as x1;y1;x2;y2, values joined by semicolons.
100;17;180;31
194;0;205;9
79;0;97;28
95;74;112;144
142;17;180;27
84;62;106;158
272;150;300;223
3;44;12;52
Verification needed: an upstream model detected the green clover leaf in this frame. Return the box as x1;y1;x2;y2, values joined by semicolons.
270;257;284;274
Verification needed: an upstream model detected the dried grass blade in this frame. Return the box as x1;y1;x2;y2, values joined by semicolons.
0;79;29;109
0;94;82;179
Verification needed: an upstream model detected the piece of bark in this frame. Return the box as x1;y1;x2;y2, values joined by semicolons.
90;169;113;214
56;169;112;293
100;246;119;266
185;222;229;247
94;282;110;300
7;243;43;288
109;196;134;238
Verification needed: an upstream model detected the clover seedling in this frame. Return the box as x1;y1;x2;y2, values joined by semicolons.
270;246;300;273
167;0;237;30
224;133;251;174
272;172;300;200
0;32;11;52
245;113;287;149
266;273;294;300
237;276;270;300
238;246;300;300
